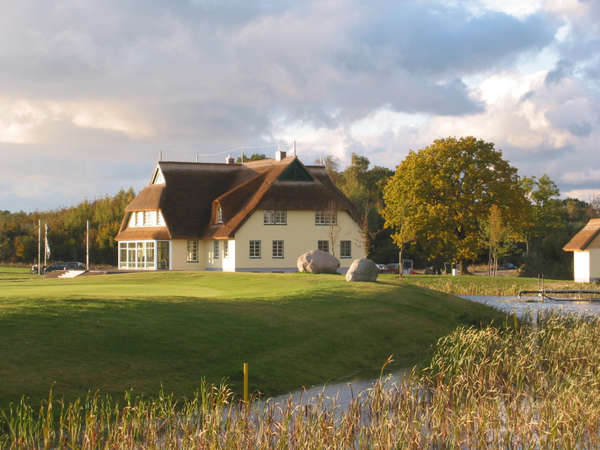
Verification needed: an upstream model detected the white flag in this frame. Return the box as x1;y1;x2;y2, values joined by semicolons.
44;224;51;259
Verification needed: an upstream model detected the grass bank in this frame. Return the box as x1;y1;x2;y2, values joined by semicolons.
2;315;597;448
394;273;597;296
0;269;503;409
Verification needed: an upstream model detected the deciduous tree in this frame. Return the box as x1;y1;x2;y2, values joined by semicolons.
382;137;529;273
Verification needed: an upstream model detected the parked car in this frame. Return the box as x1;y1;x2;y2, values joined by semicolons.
499;262;517;270
44;262;86;273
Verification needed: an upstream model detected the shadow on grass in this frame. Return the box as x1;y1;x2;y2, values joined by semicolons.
0;286;504;410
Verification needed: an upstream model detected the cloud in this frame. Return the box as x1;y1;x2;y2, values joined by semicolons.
0;0;592;212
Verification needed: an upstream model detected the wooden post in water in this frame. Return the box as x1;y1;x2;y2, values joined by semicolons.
243;362;248;403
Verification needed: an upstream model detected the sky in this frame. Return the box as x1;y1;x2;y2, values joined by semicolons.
1;0;599;212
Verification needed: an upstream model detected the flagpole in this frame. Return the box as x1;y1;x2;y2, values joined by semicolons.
44;224;47;269
86;220;89;271
37;220;41;275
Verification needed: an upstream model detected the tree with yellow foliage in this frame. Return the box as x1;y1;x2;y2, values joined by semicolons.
383;137;529;274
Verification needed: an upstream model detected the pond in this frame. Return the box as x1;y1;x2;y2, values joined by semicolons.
461;295;600;320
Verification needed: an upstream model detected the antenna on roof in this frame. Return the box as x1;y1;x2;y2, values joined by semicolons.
293;140;296;157
195;153;199;163
158;151;163;161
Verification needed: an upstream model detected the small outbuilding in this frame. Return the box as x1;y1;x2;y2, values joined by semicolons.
563;218;600;283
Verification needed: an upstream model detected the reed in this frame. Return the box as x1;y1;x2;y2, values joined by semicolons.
400;274;598;296
2;315;599;448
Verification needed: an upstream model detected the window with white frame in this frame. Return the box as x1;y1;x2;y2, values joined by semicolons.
340;240;352;258
272;240;284;258
318;240;329;253
264;210;287;225
213;240;219;260
223;240;229;258
217;206;223;224
129;210;165;227
249;240;261;258
118;241;156;270
187;240;198;262
315;210;337;225
143;210;156;226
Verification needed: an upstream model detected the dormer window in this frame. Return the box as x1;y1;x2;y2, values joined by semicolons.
128;210;166;228
217;206;223;224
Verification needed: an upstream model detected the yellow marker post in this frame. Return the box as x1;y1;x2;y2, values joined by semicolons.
243;362;248;403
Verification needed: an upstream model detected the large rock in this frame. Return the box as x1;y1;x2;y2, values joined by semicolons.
297;250;340;274
345;258;378;282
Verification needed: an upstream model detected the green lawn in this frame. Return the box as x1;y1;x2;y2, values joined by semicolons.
0;266;33;280
0;270;505;409
395;274;596;296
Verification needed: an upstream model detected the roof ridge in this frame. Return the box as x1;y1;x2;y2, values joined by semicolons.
159;161;244;166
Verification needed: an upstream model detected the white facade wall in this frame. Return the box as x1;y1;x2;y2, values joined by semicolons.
590;249;600;282
574;251;590;283
119;211;365;272
170;239;206;271
233;209;365;271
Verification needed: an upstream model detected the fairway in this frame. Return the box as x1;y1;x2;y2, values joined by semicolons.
0;269;504;408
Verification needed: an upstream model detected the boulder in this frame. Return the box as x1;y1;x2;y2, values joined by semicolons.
345;258;378;282
297;250;340;274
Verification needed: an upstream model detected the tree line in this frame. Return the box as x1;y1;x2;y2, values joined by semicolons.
2;138;596;278
0;189;135;266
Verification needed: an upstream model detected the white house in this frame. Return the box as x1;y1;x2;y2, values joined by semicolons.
563;218;600;282
115;151;366;271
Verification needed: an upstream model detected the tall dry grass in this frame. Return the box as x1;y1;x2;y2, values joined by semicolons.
2;315;599;448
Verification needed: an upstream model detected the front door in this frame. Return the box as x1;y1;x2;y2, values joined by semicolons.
157;241;170;270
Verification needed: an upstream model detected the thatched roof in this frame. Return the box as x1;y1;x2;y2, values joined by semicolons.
116;156;359;241
563;218;600;251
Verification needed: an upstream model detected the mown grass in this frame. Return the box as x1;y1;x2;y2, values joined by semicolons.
0;269;504;410
2;314;598;448
0;266;32;281
395;273;597;296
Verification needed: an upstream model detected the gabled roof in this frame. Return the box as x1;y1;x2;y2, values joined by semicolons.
563;218;600;251
116;156;359;241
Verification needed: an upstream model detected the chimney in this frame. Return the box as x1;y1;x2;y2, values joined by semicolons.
275;150;287;161
226;154;235;164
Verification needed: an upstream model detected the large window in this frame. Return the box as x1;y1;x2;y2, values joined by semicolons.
340;240;352;258
318;240;329;253
213;240;219;260
249;240;261;258
272;240;284;258
223;240;229;258
217;206;223;224
315;210;337;225
118;241;156;270
187;240;198;262
264;210;287;225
